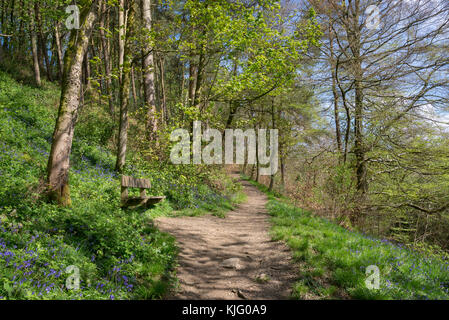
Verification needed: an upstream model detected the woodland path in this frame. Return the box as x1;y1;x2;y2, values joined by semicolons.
155;174;297;300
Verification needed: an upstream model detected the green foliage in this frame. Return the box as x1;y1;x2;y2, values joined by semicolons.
0;71;243;299
260;189;449;300
0;71;179;299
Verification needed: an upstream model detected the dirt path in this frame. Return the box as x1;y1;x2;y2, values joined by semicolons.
155;176;297;300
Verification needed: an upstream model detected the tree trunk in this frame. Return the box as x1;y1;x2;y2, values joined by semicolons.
1;0;9;52
46;0;101;206
280;152;286;190
141;0;158;140
250;163;256;180
131;66;138;107
255;123;260;183
0;1;5;55
354;77;366;193
16;0;25;57
351;1;367;194
4;0;14;52
158;56;167;125
269;98;275;191
115;2;135;173
188;58;197;107
35;3;52;81
329;24;342;155
99;2;114;115
29;7;41;87
54;23;64;81
224;58;239;129
118;0;125;83
83;51;91;87
279;108;286;191
192;50;205;109
341;0;366;194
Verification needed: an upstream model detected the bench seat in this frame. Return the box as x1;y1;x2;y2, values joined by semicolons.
121;175;165;208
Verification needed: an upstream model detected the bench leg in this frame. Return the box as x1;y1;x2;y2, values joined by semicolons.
121;187;128;207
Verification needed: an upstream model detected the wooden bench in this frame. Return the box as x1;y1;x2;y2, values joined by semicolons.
121;175;165;208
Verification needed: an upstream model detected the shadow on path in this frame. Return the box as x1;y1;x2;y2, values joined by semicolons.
156;174;298;300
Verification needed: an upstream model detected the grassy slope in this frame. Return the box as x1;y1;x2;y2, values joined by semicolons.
243;177;449;300
0;71;241;300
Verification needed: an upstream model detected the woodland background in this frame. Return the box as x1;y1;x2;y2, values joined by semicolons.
0;0;449;299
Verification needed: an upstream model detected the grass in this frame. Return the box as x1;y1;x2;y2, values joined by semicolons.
147;190;246;219
245;176;449;300
0;70;243;300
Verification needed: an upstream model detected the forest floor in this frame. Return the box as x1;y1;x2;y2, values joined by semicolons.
156;174;298;299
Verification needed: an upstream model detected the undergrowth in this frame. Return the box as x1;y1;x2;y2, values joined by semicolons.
246;176;449;300
0;71;242;300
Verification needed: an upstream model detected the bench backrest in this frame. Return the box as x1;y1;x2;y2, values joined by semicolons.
121;175;151;189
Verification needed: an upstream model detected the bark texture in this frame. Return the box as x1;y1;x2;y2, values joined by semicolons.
141;0;158;140
46;0;101;206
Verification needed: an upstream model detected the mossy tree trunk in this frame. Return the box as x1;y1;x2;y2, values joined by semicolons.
46;0;101;206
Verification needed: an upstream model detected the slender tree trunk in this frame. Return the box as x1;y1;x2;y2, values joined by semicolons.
4;0;14;51
16;0;26;57
118;0;125;83
35;3;52;81
351;1;367;194
54;23;64;81
138;67;144;105
255;123;260;183
141;0;158;140
0;1;5;54
224;59;239;129
131;66;138;107
1;0;9;51
0;1;4;58
242;161;247;176
341;89;351;164
181;61;187;107
46;0;101;206
83;51;91;87
49;34;56;78
192;50;205;109
250;163;256;180
99;2;114;115
354;76;366;193
188;58;197;107
158;56;167;125
269;99;275;191
29;7;41;87
280;151;286;190
329;24;342;155
278;108;286;191
115;2;135;173
40;34;52;81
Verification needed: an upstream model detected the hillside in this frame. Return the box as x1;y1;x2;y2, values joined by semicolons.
0;72;241;299
247;179;449;300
